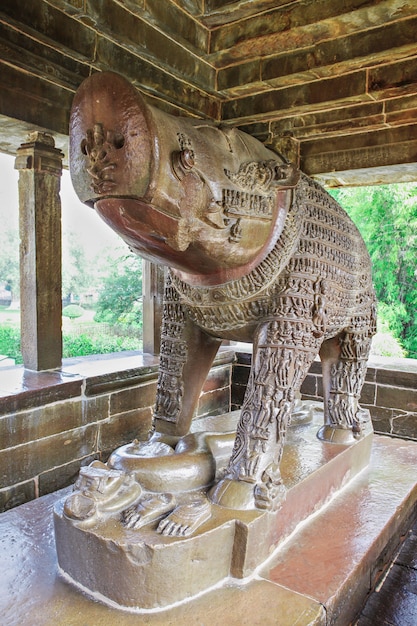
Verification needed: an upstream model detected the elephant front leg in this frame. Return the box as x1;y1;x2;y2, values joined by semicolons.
151;275;222;441
210;319;319;511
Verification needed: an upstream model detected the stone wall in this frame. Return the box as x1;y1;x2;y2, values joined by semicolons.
0;348;234;513
232;349;417;441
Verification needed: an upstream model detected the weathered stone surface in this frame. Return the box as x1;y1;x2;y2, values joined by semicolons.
376;364;417;389
0;369;82;414
109;381;156;415
95;37;219;119
377;384;417;413
359;381;377;406
1;0;96;61
142;260;165;355
391;412;417;439
360;564;417;625
222;72;367;122
82;394;109;423
260;16;417;88
369;55;417;98
145;0;209;53
209;0;381;57
197;385;230;418
98;407;153;456
0;399;83;449
369;406;394;434
38;454;99;496
301;126;417;175
270;101;385;139
0;424;97;486
201;363;231;393
300;373;318;398
0;480;36;512
0;62;74;136
0;22;90;91
260;435;417;625
87;0;215;90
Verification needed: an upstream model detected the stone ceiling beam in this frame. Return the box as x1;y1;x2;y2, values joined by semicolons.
0;0;416;185
209;0;380;57
300;124;417;179
0;1;220;121
221;71;369;123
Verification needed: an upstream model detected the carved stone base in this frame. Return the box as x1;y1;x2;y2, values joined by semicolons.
54;402;373;610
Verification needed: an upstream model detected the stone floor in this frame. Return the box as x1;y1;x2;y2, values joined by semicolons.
356;516;417;626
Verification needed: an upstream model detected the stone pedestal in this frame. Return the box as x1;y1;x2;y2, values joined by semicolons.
54;403;373;610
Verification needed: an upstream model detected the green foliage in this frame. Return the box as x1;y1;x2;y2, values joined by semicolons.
62;304;85;319
63;333;141;357
0;228;19;297
330;184;417;357
0;325;23;364
62;232;94;301
0;324;141;362
94;254;143;330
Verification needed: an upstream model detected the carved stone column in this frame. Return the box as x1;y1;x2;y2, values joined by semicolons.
142;260;165;356
15;132;64;370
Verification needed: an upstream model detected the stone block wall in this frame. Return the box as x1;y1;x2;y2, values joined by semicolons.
0;349;234;513
232;350;417;441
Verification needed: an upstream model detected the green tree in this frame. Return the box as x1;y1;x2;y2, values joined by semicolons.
62;232;95;302
62;304;85;320
0;228;19;298
330;184;417;357
94;253;143;328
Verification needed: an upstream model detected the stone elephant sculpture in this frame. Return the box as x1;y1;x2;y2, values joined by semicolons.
69;72;376;526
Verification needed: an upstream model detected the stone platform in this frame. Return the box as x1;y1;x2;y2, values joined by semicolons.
1;414;417;624
54;404;373;609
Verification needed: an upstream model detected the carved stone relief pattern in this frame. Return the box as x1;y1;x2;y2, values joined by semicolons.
153;276;188;425
172;174;375;340
81;123;125;194
224;317;322;509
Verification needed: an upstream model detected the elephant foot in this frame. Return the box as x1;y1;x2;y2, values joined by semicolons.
209;477;257;510
157;494;212;537
121;493;176;529
209;466;286;512
254;464;286;511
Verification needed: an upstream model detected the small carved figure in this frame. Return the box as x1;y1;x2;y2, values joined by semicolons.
69;72;376;535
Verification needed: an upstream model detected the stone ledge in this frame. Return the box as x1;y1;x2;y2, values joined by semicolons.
0;348;236;415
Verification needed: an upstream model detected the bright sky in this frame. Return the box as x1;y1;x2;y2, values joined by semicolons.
0;151;126;260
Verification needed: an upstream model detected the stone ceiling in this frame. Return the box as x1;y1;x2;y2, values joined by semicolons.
1;0;417;185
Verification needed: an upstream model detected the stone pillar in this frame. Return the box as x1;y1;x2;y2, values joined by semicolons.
142;260;165;355
15;132;64;371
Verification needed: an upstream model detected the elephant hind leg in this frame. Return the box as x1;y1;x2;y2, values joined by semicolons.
320;328;372;435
